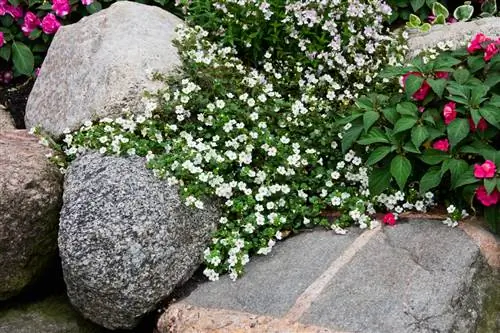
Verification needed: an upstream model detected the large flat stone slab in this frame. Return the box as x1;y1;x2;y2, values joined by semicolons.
178;229;363;317
301;220;485;333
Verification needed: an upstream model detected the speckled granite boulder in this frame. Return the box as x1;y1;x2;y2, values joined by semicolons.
0;130;63;300
59;153;219;330
0;104;15;132
25;1;182;137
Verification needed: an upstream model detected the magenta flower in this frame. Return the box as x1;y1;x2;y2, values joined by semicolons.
382;213;397;226
41;13;61;35
474;160;496;179
52;0;70;17
476;185;500;206
467;33;491;53
432;138;449;152
5;4;23;18
0;32;4;48
442;102;457;125
81;0;94;5
484;43;498;62
21;12;41;36
400;71;431;101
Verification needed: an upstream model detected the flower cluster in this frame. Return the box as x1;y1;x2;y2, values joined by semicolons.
467;33;500;61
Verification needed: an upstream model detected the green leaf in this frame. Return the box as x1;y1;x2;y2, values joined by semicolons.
341;125;364;153
405;74;425;98
454;4;474;21
433;2;449;17
479;104;500;129
420;149;449;165
396;102;418;117
484;75;500;89
469;86;489;107
411;125;429;148
431;14;446;25
366;146;394;166
454;168;479;188
382;106;399;125
433;54;462;70
484;205;500;234
484;178;497;194
448;159;469;189
411;0;426;11
447;118;469;148
393;116;418;134
446;82;470;99
420;23;432;32
420;167;442;193
363;111;380;133
355;96;374;111
453;68;470;84
403;142;421;154
467;55;486;73
407;14;422;27
86;2;103;14
12;41;34;76
357;127;390;145
427;78;447;98
481;0;497;15
369;167;392;196
390;155;412;190
0;44;11;61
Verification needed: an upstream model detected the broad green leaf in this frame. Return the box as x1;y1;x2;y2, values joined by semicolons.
369;167;392;196
355;96;374;111
363;111;380;133
479;104;500;129
396;102;418;117
453;68;470;84
454;4;474;21
470;108;482;127
433;1;449;17
411;125;429;148
448;159;469;189
427;78;447;98
0;44;11;61
481;0;497;15
433;54;461;70
403;142;421;154
366;146;393;166
467;55;486;73
484;206;500;234
420;149;449;165
446;82;470;99
469;86;489;107
390;155;412;190
405;74;425;98
447;118;469;147
382;106;399;125
411;0;426;11
454;168;479;188
357;127;390;145
420;167;442;193
484;178;497;194
341;125;364;153
484;75;500;89
12;42;34;76
393;116;418;134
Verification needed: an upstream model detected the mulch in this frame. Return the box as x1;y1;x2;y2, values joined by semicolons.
0;78;34;129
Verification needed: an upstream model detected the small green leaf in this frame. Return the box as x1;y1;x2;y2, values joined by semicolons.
405;74;425;98
484;178;497;194
479;104;500;129
411;125;429;148
408;14;422;27
448;159;469;189
382;106;399;125
12;41;34;76
341;125;364;153
481;0;497;15
355;96;374;111
433;1;449;17
0;44;11;61
427;78;447;98
420;23;432;32
411;0;426;11
420;167;442;193
366;146;393;166
484;205;500;234
431;14;446;25
467;55;486;73
420;149;449;165
369;167;392;196
363;111;380;133
454;4;474;21
394;116;418;134
357;128;390;145
390;155;412;190
454;168;479;188
453;68;471;84
396;102;418;117
447;118;470;148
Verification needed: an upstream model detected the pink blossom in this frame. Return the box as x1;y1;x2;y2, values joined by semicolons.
432;138;449;152
469;117;488;132
474;160;496;179
476;185;500;206
35;67;40;77
0;32;4;48
81;0;93;5
435;71;450;79
484;43;498;62
21;12;41;37
52;0;70;17
382;213;397;226
418;106;425;113
5;4;23;19
41;13;61;35
442;102;457;125
467;33;491;53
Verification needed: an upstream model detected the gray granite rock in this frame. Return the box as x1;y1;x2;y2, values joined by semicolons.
59;153;219;330
407;17;500;57
0;104;15;132
0;130;63;300
25;1;182;137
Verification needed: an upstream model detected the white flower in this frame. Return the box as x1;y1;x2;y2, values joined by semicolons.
447;205;456;214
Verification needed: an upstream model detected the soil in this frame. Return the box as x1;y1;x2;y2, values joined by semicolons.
0;78;34;129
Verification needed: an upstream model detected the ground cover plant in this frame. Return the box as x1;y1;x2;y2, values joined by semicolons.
32;0;500;280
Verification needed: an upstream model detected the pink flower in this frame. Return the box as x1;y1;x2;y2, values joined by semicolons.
432;138;449;152
484;43;499;62
81;0;93;5
469;117;488;132
476;185;500;206
35;67;41;77
418;106;425;113
52;0;70;17
3;4;23;19
442;102;457;125
435;71;450;79
0;32;4;48
401;72;431;101
474;160;496;179
41;13;61;35
21;12;41;36
467;33;491;53
382;213;397;226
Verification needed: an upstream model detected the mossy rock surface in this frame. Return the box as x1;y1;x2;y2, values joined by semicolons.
0;294;106;333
